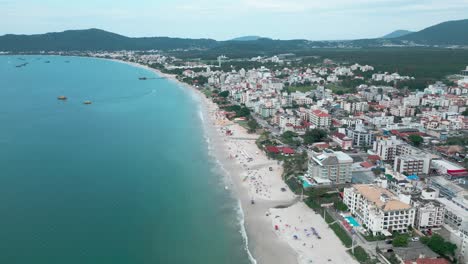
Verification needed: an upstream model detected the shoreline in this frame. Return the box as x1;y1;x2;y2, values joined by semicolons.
110;58;358;264
115;60;299;263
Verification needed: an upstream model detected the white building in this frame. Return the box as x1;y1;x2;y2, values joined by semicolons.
308;150;353;184
346;124;376;147
373;136;403;161
344;184;416;235
436;196;468;230
394;153;432;175
309;109;331;129
341;101;369;113
411;189;445;230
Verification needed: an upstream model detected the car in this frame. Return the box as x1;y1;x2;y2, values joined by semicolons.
281;187;287;192
386;249;394;253
411;237;419;242
269;167;273;171
385;239;393;244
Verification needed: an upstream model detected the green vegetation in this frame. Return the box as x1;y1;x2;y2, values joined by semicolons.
283;151;309;178
218;91;230;98
303;129;328;145
387;253;401;264
281;131;301;146
392;234;409;247
247;119;260;133
221;105;251;118
445;136;468;146
330;223;352;247
421;234;457;258
327;83;357;94
349;246;372;263
408;134;424;147
334;201;348;212
363;233;387;242
201;88;213;97
181;76;208;86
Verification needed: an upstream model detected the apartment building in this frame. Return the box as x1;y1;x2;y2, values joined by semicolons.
411;190;445;231
346;124;376;147
373;136;402;161
394;155;427;175
309;109;331;129
344;184;416;235
308;150;353;184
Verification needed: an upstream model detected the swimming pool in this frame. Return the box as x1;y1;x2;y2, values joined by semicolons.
345;216;360;227
299;176;314;188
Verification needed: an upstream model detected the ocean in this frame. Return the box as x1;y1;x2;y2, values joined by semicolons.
0;56;252;264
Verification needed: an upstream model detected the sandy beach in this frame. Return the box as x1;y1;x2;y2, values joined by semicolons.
115;59;357;264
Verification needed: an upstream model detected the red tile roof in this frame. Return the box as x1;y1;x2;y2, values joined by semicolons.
265;146;280;154
404;258;450;264
312;110;330;118
368;155;381;161
360;162;374;168
281;147;295;155
333;132;347;140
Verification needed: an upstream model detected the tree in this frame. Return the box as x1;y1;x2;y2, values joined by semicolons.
334;201;348;211
247;119;259;133
392;234;409;247
408;134;424;147
303;129;328;145
422;234;457;257
463;108;468;116
237;107;251;117
219;91;230;98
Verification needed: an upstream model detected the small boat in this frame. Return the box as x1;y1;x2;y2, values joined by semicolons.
83;100;92;105
225;186;229;190
57;96;67;100
139;77;148;80
251;199;255;205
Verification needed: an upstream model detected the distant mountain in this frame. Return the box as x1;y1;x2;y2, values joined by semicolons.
230;36;264;41
396;19;468;45
381;30;413;39
0;28;218;52
1;19;467;53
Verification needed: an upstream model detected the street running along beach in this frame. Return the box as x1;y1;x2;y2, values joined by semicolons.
120;60;359;264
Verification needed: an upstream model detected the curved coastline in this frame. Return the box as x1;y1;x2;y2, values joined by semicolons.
112;59;299;264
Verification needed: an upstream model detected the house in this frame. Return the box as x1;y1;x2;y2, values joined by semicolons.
331;132;353;150
265;146;280;154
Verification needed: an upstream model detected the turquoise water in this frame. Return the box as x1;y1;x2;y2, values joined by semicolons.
345;216;360;227
0;56;251;264
299;176;313;188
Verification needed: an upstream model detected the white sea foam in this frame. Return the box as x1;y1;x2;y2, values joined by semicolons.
199;108;257;264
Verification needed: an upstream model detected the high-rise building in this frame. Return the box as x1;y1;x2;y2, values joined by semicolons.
344;184;416;236
308;150;353;184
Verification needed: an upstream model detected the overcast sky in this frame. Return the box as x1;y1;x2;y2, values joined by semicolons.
1;0;467;40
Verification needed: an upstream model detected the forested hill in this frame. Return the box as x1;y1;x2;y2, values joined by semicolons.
0;19;467;52
396;19;468;45
0;29;218;52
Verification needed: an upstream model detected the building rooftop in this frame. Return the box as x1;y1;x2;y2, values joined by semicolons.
312;150;353;166
353;184;412;211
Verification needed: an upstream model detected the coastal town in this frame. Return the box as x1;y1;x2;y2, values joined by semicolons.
26;50;468;264
106;50;468;264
